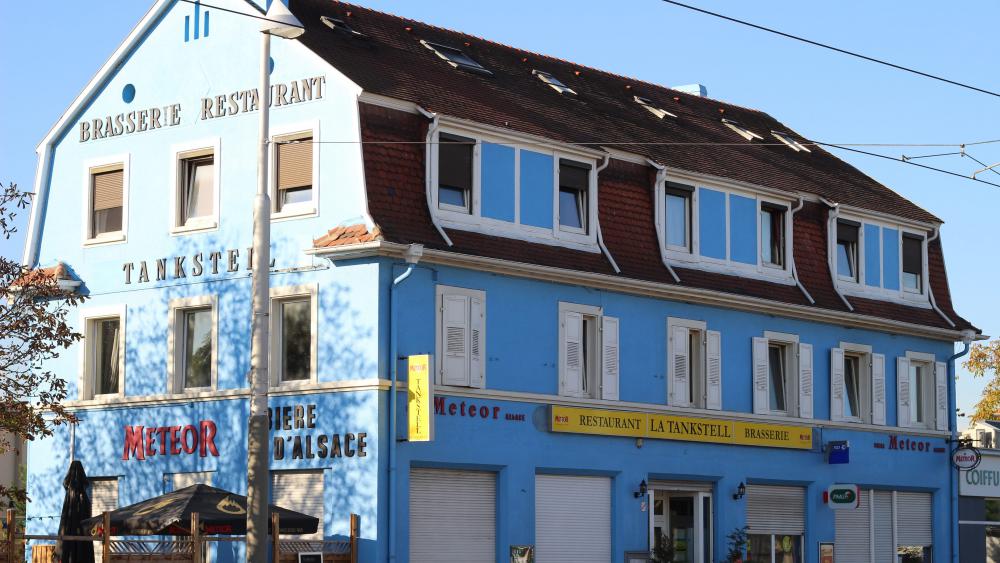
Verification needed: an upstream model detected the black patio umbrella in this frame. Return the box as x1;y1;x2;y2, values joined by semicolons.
80;484;318;536
55;460;95;563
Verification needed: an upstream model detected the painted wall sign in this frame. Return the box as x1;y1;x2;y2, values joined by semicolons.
407;354;433;442
122;248;274;284
78;75;326;143
122;420;218;461
952;445;982;470
434;396;525;422
549;406;813;450
824;484;860;509
961;454;1000;496
873;435;944;453
268;403;367;461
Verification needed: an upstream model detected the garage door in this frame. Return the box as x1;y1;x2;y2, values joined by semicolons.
535;474;611;563
272;470;324;540
410;468;496;563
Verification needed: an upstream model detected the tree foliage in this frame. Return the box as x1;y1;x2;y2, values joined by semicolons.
0;182;83;505
966;339;1000;424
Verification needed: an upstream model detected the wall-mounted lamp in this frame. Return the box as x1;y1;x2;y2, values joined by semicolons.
634;480;648;499
732;481;746;501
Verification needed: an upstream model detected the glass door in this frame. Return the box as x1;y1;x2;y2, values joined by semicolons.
649;490;713;563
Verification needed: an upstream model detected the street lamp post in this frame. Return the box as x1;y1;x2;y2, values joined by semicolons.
247;4;303;563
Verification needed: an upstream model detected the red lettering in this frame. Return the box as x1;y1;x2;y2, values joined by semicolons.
182;425;198;454
480;406;488;418
145;428;156;457
889;436;899;450
200;420;219;457
169;426;182;455
434;397;446;415
449;403;457;415
468;403;477;417
493;406;500;419
460;401;466;416
123;426;145;461
157;427;169;455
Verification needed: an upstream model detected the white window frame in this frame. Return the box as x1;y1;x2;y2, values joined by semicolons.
835;219;861;284
667;317;707;408
905;351;937;430
429;123;602;252
832;212;932;307
840;341;873;424
435;284;486;389
81;154;130;246
167;295;218;394
762;331;799;417
655;170;796;284
169;137;221;235
269;120;320;221
269;284;319;387
558;302;605;399
78;305;127;400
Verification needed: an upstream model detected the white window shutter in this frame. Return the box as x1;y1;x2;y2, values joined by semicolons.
600;316;619;400
798;343;813;419
871;353;886;425
441;294;470;386
897;357;911;428
561;311;584;396
935;361;948;431
705;330;722;410
670;326;690;405
470;295;485;389
830;348;845;422
752;337;769;414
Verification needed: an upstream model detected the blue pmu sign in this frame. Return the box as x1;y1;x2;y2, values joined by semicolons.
828;440;850;464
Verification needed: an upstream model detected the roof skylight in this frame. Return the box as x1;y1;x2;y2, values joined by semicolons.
772;131;812;152
533;70;576;95
320;16;366;38
722;118;763;142
634;96;676;119
421;40;493;76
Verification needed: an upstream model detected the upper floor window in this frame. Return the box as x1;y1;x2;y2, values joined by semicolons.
558;302;618;400
836;219;860;282
168;296;216;393
171;139;220;234
667;317;721;410
752;332;812;418
760;203;786;267
83;156;129;246
830;344;886;425
897;352;946;431
902;234;924;292
436;285;485;388
273;131;316;217
271;284;318;385
664;182;693;252
80;305;126;400
430;127;599;249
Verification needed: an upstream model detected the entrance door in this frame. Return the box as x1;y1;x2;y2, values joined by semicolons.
650;490;712;563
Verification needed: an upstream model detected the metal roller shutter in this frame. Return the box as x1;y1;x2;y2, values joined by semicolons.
872;491;895;563
535;474;610;563
835;489;870;563
170;471;213;491
90;478;119;563
271;470;324;540
896;492;932;547
746;485;804;535
410;468;496;563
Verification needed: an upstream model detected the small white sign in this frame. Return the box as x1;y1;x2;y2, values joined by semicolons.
961;453;1000;497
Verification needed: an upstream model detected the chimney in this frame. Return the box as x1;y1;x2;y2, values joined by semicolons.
672;83;708;97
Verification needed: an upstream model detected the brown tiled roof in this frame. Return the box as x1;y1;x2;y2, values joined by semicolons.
291;0;939;224
11;262;72;288
290;1;975;333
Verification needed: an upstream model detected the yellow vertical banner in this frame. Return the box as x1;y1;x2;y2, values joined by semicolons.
408;354;433;442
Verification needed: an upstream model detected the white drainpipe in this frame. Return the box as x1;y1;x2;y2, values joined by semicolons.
594;154;620;274
821;197;854;311
788;198;815;304
416;106;453;246
645;159;681;283
926;227;956;327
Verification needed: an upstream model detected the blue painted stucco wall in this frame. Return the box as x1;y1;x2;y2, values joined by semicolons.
520;150;553;229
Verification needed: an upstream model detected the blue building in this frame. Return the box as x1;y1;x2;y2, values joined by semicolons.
22;1;980;563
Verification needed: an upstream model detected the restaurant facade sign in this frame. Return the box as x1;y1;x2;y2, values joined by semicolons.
550;406;813;450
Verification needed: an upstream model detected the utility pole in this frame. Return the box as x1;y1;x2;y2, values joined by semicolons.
247;4;303;563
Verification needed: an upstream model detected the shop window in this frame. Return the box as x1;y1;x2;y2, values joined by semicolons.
437;133;474;213
436;285;486;388
746;485;804;563
664;182;693;252
558;159;591;233
831;345;885;424
168;296;216;393
897;353;946;430
667;318;721;409
559;302;618;400
902;233;924;292
837;220;860;282
274;132;315;215
752;333;812;418
760;202;786;267
270;285;318;386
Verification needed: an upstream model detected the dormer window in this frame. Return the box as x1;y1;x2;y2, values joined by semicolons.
772;131;811;152
437;133;474;213
319;16;365;38
902;234;924;292
634;96;676;119
421;40;492;75
722;118;763;142
836;220;860;282
558;160;591;233
533;70;576;95
760;203;786;268
664;182;693;252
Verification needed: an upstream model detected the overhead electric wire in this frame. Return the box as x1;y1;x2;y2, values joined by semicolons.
177;0;302;29
659;0;1000;99
961;150;1000;178
818;142;1000;189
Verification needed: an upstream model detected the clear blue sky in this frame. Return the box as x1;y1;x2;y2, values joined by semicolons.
2;0;998;427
